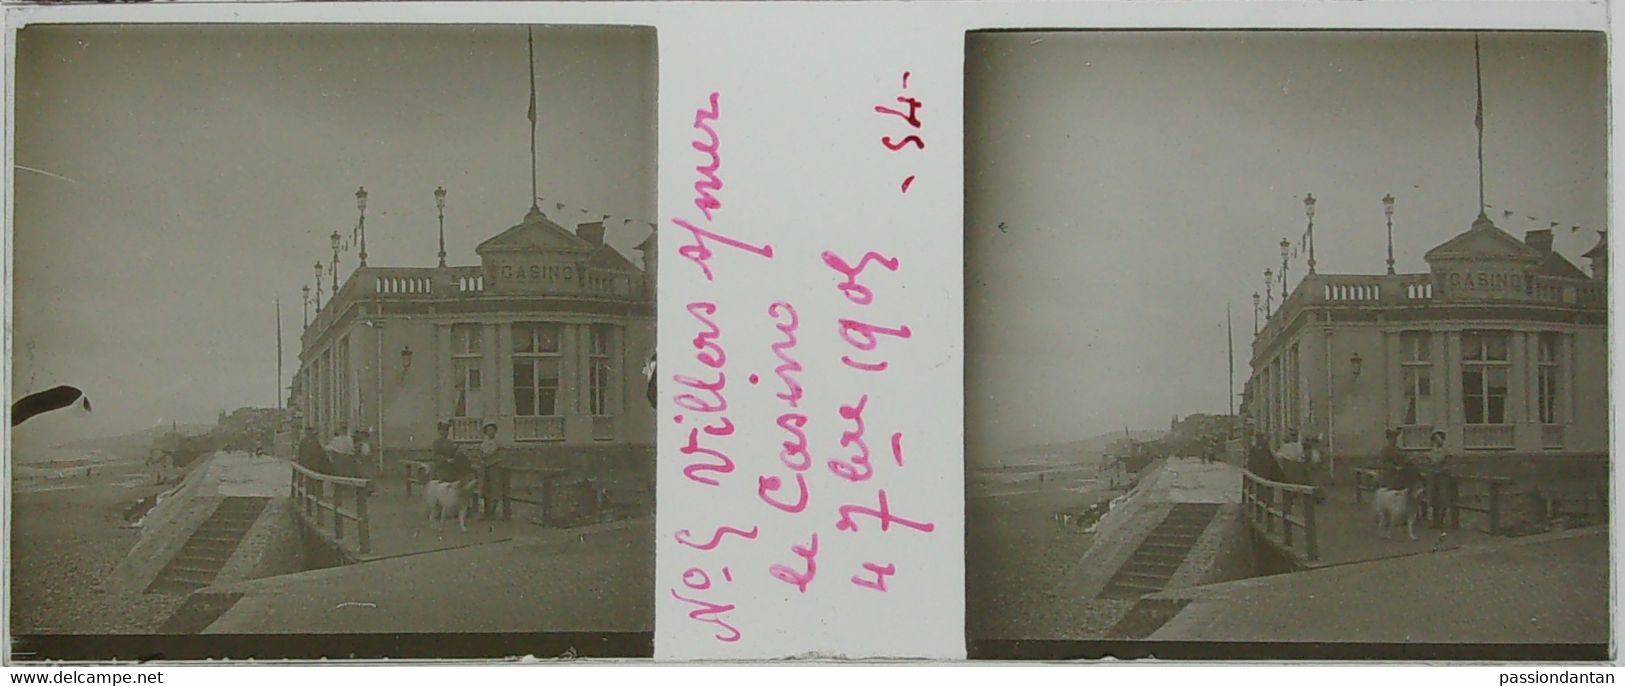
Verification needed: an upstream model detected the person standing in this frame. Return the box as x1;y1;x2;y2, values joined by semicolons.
431;420;471;483
1421;430;1453;528
1274;429;1309;487
1377;428;1420;491
354;428;376;494
477;422;509;520
297;426;331;474
326;423;357;478
1246;431;1283;482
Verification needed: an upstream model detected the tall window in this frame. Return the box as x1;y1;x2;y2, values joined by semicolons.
451;324;483;418
337;337;350;424
513;322;562;416
1287;344;1300;432
1461;330;1510;425
588;324;615;416
1537;332;1561;424
1400;331;1433;425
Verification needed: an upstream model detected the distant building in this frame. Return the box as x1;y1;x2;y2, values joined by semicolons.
297;205;656;472
1247;215;1607;465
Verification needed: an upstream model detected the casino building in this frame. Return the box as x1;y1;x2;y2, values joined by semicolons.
295;202;657;477
1246;213;1607;467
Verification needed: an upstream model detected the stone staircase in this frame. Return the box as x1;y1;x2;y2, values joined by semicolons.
145;496;270;594
1099;502;1219;599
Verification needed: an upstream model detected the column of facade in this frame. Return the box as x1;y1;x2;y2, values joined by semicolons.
481;322;501;424
1563;331;1576;431
496;323;515;432
435;324;453;425
1510;331;1536;452
564;323;587;443
1381;329;1397;431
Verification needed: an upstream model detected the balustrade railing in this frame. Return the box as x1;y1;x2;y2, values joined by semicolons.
1463;424;1515;451
515;415;566;442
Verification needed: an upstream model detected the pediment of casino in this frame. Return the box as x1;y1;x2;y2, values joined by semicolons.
476;207;596;256
1423;214;1542;265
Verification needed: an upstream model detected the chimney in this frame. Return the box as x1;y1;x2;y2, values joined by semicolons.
576;221;606;247
1525;229;1554;255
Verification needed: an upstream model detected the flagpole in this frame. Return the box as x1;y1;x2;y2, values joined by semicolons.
528;27;539;212
275;297;283;412
1474;32;1486;214
1226;303;1234;420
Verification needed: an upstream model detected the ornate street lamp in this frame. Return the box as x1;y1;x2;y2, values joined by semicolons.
1304;193;1317;274
1264;268;1274;314
313;262;324;309
1279;237;1291;299
401;345;414;371
1251;292;1260;334
435;186;448;268
330;229;341;293
1383;193;1397;275
302;284;311;326
356;186;369;267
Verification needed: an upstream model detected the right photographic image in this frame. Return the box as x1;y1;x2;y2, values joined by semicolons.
965;31;1608;656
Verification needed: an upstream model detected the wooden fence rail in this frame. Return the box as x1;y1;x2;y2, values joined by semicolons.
1354;468;1510;535
290;462;372;557
1241;468;1321;562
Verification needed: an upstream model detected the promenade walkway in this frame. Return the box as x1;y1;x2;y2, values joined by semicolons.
1302;482;1496;567
1148;526;1607;644
352;475;538;561
196;517;653;634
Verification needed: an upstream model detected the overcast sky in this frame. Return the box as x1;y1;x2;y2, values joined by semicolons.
12;25;655;451
965;31;1605;458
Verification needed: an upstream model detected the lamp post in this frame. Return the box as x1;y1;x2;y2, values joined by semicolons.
1252;292;1260;334
1279;237;1291;300
435;186;448;268
313;262;324;309
1304;193;1317;274
302;284;311;327
356;186;369;268
330;230;341;293
1264;269;1274;314
1350;351;1364;380
1383;193;1396;275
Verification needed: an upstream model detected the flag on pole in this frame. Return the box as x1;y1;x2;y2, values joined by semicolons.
1474;35;1484;135
527;29;537;127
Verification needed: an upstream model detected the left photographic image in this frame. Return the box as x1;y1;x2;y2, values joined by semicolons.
10;24;658;659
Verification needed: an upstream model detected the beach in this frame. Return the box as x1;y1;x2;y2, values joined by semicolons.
967;464;1132;640
11;454;184;634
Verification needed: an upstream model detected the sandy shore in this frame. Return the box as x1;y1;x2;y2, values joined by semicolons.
967;473;1135;640
11;457;187;634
